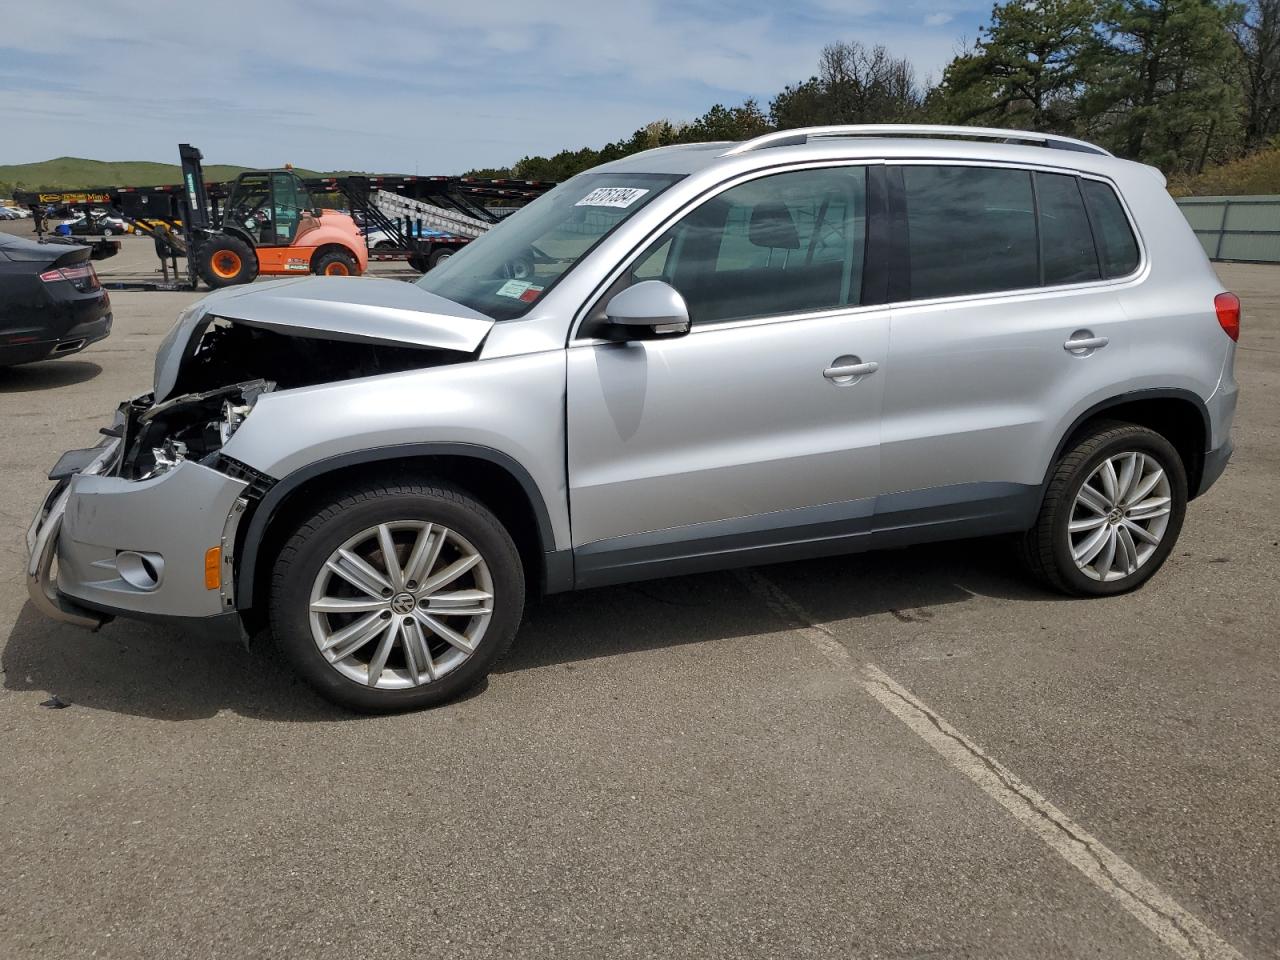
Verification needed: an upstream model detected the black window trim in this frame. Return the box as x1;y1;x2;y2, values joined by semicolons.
1071;173;1107;281
884;159;1146;309
569;159;889;344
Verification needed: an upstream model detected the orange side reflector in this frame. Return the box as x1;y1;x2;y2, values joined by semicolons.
204;547;222;590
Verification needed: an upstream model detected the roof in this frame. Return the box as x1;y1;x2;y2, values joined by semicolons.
593;125;1134;180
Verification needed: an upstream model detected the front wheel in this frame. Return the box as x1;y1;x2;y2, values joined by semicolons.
197;235;257;288
1021;422;1187;596
269;481;525;712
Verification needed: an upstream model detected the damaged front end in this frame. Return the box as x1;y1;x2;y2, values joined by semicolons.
119;376;274;481
27;275;496;633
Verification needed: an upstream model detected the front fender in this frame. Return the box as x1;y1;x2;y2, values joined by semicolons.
220;350;571;598
302;224;369;270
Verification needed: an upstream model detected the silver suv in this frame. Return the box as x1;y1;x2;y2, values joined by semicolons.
27;125;1239;712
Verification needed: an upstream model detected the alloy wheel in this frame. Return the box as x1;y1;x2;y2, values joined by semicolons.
1069;451;1173;582
308;520;494;689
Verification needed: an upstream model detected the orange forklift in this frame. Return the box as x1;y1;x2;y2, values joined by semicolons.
15;145;555;291
178;145;368;287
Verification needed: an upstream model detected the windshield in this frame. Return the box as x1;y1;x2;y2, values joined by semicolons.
416;172;682;321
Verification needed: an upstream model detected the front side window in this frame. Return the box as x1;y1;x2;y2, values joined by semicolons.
902;165;1038;300
417;172;681;321
602;166;867;327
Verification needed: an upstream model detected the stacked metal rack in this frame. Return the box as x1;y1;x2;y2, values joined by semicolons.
12;145;556;289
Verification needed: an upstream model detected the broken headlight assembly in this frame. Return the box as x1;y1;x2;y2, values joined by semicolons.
123;379;274;480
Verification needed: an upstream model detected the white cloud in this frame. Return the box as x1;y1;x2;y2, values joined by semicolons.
0;0;984;173
924;12;954;27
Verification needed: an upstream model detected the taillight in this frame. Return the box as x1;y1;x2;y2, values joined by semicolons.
1215;292;1241;342
39;262;99;289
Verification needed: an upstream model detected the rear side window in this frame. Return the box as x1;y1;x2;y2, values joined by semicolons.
1036;172;1100;285
1082;179;1141;277
898;165;1140;300
901;166;1038;299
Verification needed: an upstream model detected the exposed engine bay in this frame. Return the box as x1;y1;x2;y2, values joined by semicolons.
118;317;470;481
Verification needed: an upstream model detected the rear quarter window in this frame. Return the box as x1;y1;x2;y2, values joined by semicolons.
1081;179;1140;277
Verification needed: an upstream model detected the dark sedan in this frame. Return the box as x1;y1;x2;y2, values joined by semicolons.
0;234;112;366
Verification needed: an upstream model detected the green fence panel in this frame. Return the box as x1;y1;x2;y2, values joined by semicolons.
1176;195;1280;263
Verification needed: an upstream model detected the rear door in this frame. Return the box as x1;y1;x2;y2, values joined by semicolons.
876;163;1136;535
566;164;891;585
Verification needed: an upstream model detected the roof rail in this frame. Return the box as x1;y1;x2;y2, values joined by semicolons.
721;124;1111;158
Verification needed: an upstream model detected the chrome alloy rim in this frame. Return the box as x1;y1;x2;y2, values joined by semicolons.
1069;452;1173;582
308;521;493;689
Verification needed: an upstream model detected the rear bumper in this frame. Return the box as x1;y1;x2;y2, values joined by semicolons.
1196;439;1233;498
26;432;249;635
0;311;111;366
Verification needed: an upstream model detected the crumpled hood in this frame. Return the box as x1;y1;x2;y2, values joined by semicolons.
153;276;494;401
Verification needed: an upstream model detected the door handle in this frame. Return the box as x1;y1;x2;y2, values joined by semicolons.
823;359;879;382
1064;334;1109;353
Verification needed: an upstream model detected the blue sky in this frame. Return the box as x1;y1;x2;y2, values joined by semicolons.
0;0;986;174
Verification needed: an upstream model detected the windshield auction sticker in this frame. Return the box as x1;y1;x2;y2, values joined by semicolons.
496;279;544;302
575;187;650;208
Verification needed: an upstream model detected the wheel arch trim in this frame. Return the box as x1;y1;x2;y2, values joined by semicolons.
234;443;562;609
1041;387;1211;497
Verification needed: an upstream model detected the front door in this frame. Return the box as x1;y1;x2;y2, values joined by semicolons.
566;164;890;586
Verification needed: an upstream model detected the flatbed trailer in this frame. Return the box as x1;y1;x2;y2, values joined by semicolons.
13;158;556;289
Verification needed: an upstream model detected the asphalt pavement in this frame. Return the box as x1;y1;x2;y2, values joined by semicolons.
1;232;1276;959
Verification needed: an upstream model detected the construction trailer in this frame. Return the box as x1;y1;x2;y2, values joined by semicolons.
12;144;556;290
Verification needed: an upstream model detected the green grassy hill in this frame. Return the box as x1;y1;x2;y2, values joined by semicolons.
0;156;343;191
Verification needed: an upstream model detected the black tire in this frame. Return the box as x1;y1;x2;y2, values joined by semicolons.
408;253;430;273
197;234;257;288
313;248;358;277
427;247;454;268
1020;421;1187;596
269;480;525;713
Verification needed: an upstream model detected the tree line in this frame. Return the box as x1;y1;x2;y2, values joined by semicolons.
473;0;1280;184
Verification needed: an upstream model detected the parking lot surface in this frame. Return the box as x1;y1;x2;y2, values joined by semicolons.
2;233;1277;959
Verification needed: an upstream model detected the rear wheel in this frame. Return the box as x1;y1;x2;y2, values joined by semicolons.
427;248;454;268
1021;422;1187;596
313;248;358;277
269;481;525;713
197;235;256;288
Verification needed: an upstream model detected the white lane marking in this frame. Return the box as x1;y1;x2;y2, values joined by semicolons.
735;569;1245;960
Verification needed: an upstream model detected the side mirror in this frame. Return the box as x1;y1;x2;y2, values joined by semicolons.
604;280;690;339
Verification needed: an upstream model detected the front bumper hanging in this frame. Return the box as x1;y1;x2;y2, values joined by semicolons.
26;433;252;631
27;481;110;629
